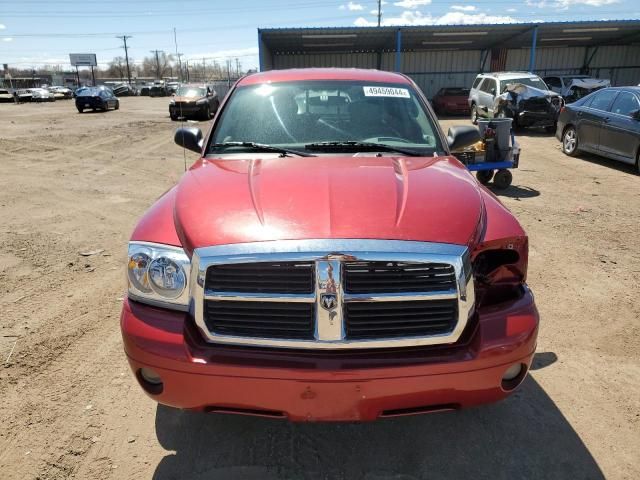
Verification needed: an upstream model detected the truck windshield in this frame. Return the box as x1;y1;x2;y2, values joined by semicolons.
208;81;442;155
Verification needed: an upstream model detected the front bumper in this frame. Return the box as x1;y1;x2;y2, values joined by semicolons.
169;104;204;116
121;289;539;422
517;110;558;127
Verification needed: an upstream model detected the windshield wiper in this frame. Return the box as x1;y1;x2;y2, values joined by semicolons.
209;142;315;157
304;141;424;157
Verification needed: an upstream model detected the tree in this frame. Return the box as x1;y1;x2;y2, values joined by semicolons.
142;52;175;79
106;56;130;80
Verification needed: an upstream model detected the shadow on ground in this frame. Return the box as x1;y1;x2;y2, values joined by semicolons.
571;151;639;176
152;352;602;480
490;184;541;199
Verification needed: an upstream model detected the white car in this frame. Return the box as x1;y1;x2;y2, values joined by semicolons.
48;86;73;99
543;75;610;102
30;88;56;102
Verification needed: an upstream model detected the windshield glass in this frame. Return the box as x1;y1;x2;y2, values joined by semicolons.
209;81;442;155
176;86;206;97
501;77;547;91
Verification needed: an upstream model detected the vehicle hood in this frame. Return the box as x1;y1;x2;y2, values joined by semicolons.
173;155;485;253
562;78;610;95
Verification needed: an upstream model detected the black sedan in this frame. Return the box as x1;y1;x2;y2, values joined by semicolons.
75;87;119;113
557;86;640;172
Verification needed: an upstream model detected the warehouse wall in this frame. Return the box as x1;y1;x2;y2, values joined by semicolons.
267;45;639;97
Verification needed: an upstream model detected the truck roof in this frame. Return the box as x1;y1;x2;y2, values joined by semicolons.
239;68;412;86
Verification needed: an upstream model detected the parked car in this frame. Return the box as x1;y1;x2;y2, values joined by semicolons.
150;81;168;97
0;88;13;102
166;82;180;94
112;83;137;96
15;89;33;103
543;75;610;103
469;72;562;131
30;88;56;102
75;87;119;113
122;68;539;422
431;87;470;115
48;86;73;99
557;86;640;172
169;84;219;120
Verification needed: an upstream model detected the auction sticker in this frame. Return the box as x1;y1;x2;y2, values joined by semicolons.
363;86;410;98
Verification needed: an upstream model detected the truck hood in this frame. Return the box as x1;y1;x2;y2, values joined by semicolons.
173;155;485;253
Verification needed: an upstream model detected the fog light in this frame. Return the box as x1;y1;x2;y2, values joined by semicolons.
137;368;164;395
140;368;162;385
502;363;523;381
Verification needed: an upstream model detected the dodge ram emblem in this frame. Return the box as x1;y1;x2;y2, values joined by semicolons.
320;293;338;310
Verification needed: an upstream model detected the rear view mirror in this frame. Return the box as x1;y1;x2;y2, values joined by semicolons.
174;127;203;154
447;125;481;152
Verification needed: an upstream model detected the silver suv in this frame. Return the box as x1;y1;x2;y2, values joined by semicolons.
469;72;549;121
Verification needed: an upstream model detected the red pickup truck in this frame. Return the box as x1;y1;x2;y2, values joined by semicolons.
121;68;539;422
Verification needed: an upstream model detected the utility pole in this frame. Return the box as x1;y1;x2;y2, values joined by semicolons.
235;58;240;78
176;53;184;82
150;50;164;79
117;35;133;85
377;0;382;27
226;59;231;87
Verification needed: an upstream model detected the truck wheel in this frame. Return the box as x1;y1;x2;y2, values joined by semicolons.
470;104;479;125
202;105;211;120
77;107;84;113
493;169;513;189
170;113;178;121
476;169;494;185
115;101;120;110
562;126;579;157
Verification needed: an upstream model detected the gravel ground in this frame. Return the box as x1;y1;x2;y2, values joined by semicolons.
0;97;638;480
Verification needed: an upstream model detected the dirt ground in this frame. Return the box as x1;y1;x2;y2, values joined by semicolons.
0;97;638;480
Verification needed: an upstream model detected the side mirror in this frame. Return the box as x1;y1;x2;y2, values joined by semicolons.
632;109;640;120
447;125;481;152
174;127;203;154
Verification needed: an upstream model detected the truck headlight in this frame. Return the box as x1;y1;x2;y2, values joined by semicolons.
127;242;190;310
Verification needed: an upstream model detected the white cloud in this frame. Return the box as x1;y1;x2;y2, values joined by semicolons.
451;5;476;11
507;7;517;12
393;0;432;9
0;24;6;30
355;10;517;26
339;1;365;10
526;0;618;7
2;37;13;42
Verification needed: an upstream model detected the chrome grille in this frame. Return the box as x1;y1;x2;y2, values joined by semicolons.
204;300;315;339
343;261;457;293
191;239;474;350
205;262;314;293
344;299;458;339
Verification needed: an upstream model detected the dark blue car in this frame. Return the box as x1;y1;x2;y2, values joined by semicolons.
75;87;120;113
556;86;640;172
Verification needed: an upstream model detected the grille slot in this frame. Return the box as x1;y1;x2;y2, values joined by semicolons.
344;261;457;293
205;262;314;294
344;300;458;340
204;300;315;340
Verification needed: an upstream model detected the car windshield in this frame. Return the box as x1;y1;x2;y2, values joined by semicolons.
176;86;206;97
502;77;547;90
77;88;100;97
209;81;442;155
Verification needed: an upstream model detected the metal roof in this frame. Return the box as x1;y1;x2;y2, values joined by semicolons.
259;20;640;53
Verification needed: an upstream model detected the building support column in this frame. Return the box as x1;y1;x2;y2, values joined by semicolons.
395;28;402;72
529;25;538;72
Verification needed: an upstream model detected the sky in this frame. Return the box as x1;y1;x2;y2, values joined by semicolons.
0;0;639;71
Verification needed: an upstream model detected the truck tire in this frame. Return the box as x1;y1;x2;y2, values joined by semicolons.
77;107;83;113
493;169;513;189
470;104;479;125
476;169;494;185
